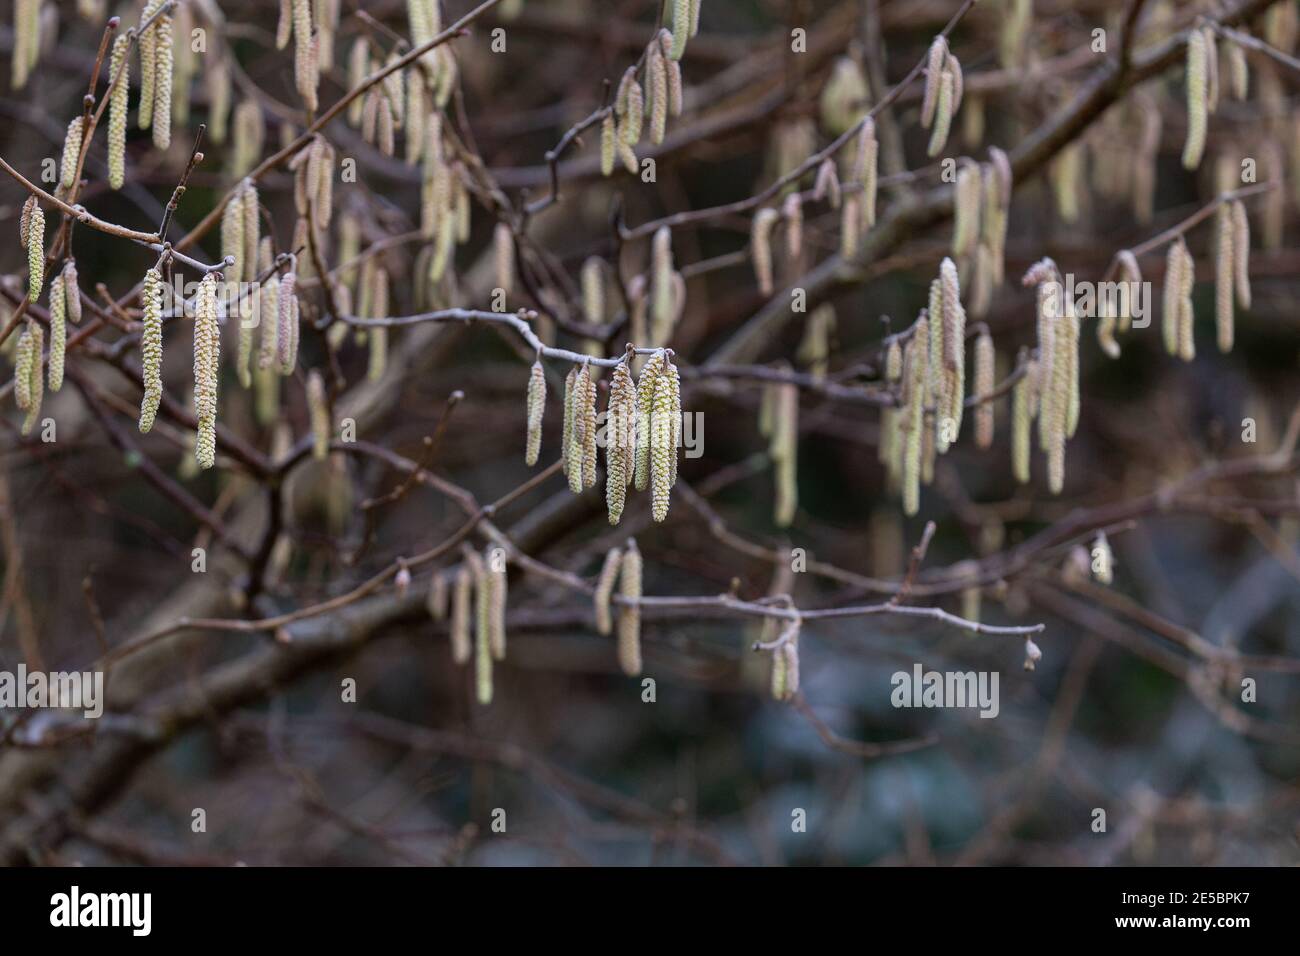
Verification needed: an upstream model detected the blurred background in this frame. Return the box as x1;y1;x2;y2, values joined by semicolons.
1;0;1298;865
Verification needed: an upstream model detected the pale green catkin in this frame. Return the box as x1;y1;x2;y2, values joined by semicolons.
856;117;878;228
59;117;84;192
600;114;616;176
839;194;862;260
560;366;577;480
221;186;245;287
139;1;162;129
1228;37;1249;99
1177;238;1196;363
751;208;779;296
25;204;44;301
1183;29;1208;170
207;55;231;144
927;69;954;158
670;0;690;60
606;361;636;524
973;330;993;449
1202;26;1219;114
953;161;980;257
568;364;590;493
593;546;622;636
279;271;301;375
814;158;841;209
921;37;948;129
783;193;803;259
152;6;174;150
21;321;43;436
62;261;81;324
470;550;492;704
193;273;221;470
307;369;330;459
13;324;33;411
581;257;605;324
617;540;643;676
797;304;835;381
648;41;669;145
47;271;65;392
1231;201;1251;309
139;267;164;432
650;227;675;344
1012;354;1033;484
772;380;798;527
107;35;130;189
634;351;666;491
450;565;472;665
1162;240;1182;356
486;547;507;661
520;359;546;466
902;317;928;516
581;362;598;489
1215;205;1234;353
649;357;679;522
293;0;318;112
617;66;644;146
11;0;39;90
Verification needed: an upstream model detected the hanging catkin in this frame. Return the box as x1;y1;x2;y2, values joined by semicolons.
669;0;691;60
634;351;665;491
648;41;669;144
62;261;81;325
650;227;674;342
25;202;44;301
814;157;841;208
927;68;954;158
855;117;878;228
1162;241;1183;356
46;271;65;392
59;117;84;192
771;379;798;527
152;5;174;150
486;547;507;660
606;361;636;524
580;364;598;490
1215;205;1234;353
307;369;330;459
1183;29;1208;170
901;317;928;516
193;273;221;469
494;223;515;296
939;257;966;446
513;359;543;467
600;113;616;176
278;270;300;374
617;540;643;676
139;267;164;432
840;194;862;260
921;37;948;129
952;160;980;257
139;0;162;129
207;54;232;144
292;0;318;112
1228;37;1249;99
427;569;449;622
20;321;43;436
649;355;679;522
13;323;33;411
106;35;130;189
782;193;803;260
1202;26;1219;114
581;257;605;324
1177;238;1196;363
11;0;39;89
469;550;492;704
593;547;623;636
1231;200;1251;309
1011;353;1033;484
973;330;993;449
750;208;779;296
1092;532;1114;585
568;364;591;493
561;366;577;480
450;564;472;665
616;66;644;146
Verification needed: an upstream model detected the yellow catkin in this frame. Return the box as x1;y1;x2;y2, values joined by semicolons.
813;158;840;209
649;357;678;522
1177;239;1196;363
561;366;577;479
634;351;665;490
524;360;546;466
973;330;994;449
21;321;43;436
152;7;174;150
751;208;779;296
902;318;928;516
25;204;44;301
617;540;643;676
617;66;644;146
486;547;507;661
772;381;798;527
593;546;622;636
450;564;472;664
62;261;81;324
14;324;33;411
856;117;878;228
921;37;948;128
139;267;164;431
1231;200;1251;309
469;551;492;704
600;113;616;176
193;273;221;469
606;361;636;524
927;69;954;158
648;42;669;145
494;223;514;296
1011;354;1033;484
581;362;598;489
59;117;84;191
47;271;65;392
1162;240;1183;356
307;369;330;459
106;35;131;188
1182;30;1208;170
670;0;690;60
1215;205;1234;353
783;193;803;260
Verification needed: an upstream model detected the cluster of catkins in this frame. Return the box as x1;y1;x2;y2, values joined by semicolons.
920;35;965;158
426;544;509;705
524;349;683;526
600;2;697;177
879;258;993;516
593;539;645;677
1014;258;1078;495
